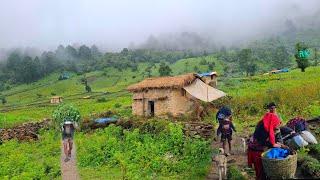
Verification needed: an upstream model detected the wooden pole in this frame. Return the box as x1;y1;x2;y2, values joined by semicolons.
142;92;145;116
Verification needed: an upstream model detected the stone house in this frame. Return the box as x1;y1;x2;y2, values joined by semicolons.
50;96;63;104
127;73;225;117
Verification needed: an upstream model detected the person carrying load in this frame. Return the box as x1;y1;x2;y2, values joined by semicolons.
62;120;77;162
217;114;236;156
247;102;287;180
216;106;232;123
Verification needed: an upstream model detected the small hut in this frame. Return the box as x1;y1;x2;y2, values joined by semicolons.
197;71;218;88
50;96;63;104
127;73;225;117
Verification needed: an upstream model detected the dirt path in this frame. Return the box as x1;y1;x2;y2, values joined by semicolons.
61;141;80;180
206;136;255;180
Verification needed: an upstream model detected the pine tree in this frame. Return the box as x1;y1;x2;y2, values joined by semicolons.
158;62;172;76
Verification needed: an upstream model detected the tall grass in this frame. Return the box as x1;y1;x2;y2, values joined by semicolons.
0;130;61;179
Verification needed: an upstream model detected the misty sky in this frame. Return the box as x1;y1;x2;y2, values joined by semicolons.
0;0;319;50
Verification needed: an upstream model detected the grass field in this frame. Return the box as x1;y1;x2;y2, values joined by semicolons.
1;57;320;179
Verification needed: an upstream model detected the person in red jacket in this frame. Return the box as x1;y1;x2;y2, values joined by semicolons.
247;102;285;180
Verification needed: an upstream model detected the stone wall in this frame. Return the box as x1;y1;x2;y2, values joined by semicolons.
169;89;194;116
0;119;50;141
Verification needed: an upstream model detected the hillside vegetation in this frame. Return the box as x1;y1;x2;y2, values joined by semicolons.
0;55;222;128
1;51;320;179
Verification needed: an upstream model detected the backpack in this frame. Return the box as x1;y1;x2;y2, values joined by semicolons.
216;106;232;123
287;117;308;133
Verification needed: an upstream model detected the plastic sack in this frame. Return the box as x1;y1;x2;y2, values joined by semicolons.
301;131;318;144
265;148;289;159
293;135;309;147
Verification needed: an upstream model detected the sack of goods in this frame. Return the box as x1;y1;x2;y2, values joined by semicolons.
262;148;297;179
286;117;308;133
286;135;308;149
300;130;318;144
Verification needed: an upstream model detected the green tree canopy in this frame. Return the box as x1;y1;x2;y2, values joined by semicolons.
238;48;258;76
158;62;172;76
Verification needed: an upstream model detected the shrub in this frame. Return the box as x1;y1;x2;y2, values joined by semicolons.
297;148;310;165
52;104;81;129
114;103;122;108
97;97;107;103
200;58;207;65
0;96;6;104
301;156;320;178
0;130;61;179
227;165;246;180
309;144;320;160
76;123;212;179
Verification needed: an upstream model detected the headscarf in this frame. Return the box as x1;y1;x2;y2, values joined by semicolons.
262;112;281;145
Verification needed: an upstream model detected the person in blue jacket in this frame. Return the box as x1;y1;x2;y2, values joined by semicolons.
216;106;232;123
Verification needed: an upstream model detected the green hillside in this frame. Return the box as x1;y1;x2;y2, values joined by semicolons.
1;59;320;128
1;59;320;179
0;55;223;128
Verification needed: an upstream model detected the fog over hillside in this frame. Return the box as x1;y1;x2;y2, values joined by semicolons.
0;0;319;53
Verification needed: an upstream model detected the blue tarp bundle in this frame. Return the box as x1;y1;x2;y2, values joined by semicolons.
95;117;118;124
265;148;289;159
280;68;289;73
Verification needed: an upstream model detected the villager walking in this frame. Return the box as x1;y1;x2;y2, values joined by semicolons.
217;115;236;156
216;106;235;155
216;106;232;123
62;121;76;162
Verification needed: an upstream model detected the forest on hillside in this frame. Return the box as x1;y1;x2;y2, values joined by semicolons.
0;17;320;90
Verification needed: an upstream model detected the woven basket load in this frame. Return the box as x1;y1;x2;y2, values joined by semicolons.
262;150;297;179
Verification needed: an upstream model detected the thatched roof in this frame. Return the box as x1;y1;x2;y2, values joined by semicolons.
127;73;197;92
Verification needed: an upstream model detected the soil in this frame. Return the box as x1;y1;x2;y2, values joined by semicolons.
0;119;50;141
206;136;255;180
61;141;80;180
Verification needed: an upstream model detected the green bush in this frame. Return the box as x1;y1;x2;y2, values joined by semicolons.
96;97;107;103
227;165;246;180
297;148;310;165
0;130;61;179
301;156;320;178
52;104;81;128
76;123;212;179
114;103;122;108
309;144;320;160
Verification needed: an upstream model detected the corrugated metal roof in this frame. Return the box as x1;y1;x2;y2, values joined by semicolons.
197;71;218;77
